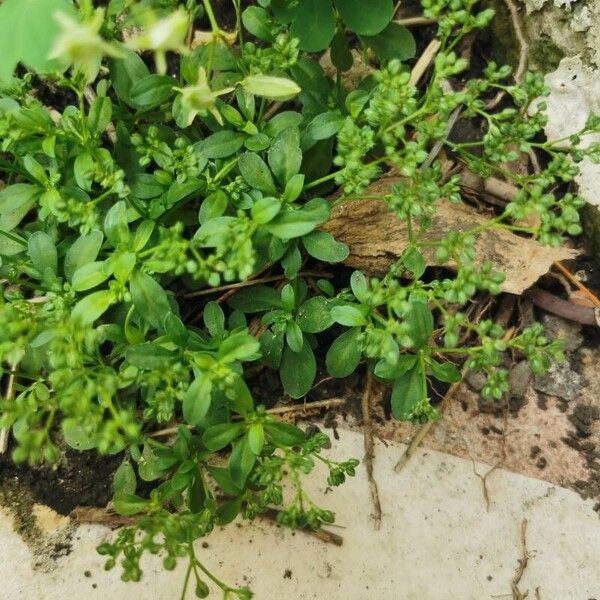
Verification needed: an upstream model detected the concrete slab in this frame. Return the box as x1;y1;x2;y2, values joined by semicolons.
1;428;599;599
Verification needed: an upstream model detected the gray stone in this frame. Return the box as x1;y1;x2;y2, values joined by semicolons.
542;314;584;352
534;361;582;401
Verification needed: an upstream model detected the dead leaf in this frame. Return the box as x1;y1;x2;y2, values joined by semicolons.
70;506;136;527
322;176;578;295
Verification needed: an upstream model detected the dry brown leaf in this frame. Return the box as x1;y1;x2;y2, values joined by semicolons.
322;177;578;295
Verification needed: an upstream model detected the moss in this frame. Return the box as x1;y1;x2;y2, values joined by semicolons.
581;204;600;262
529;34;566;72
0;478;43;550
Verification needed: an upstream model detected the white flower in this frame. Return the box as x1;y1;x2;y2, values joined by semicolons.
174;68;234;126
126;9;189;74
50;10;123;82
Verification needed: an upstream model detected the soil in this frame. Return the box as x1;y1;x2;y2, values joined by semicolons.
0;447;120;515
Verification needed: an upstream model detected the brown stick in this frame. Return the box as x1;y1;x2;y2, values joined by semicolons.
0;362;18;453
395;16;438;27
183;271;332;298
511;519;530;600
259;509;343;546
148;398;347;438
409;39;441;87
394;374;463;472
361;372;382;530
524;287;599;326
553;261;600;308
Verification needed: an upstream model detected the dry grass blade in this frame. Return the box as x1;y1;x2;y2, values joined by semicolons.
361;371;382;530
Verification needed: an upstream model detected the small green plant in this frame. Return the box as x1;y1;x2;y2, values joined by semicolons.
1;0;600;597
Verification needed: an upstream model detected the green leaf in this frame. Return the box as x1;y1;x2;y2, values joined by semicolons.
251;196;282;224
199;190;228;223
71;290;115;325
0;184;39;232
129;271;172;330
428;359;461;383
0;0;75;82
260;329;284;369
331;305;367;326
113;461;137;496
302;230;349;263
306;110;344;141
290;0;335;52
64;230;104;280
216;497;243;525
360;22;416;62
27;231;57;277
229;285;283;313
208;466;242;496
264;422;306;446
87;96;113;136
248;423;265;455
229;435;256;487
203;422;244;451
109;48;150;106
280;339;316;398
373;354;416;380
73;152;95;191
129;74;174;108
183;377;213;427
125;343;174;369
203;301;225;336
61;418;96;451
326;327;362;377
331;29;353;72
104;201;130;247
197;130;246;159
242;6;274;41
238;152;277;194
218;332;260;363
402;246;426;279
268;128;302;186
113;494;150;516
285;320;304;353
241;75;301;101
391;361;425;420
266;199;330;239
71;261;112;291
334;0;393;35
296;296;332;333
350;271;369;303
406;301;433;348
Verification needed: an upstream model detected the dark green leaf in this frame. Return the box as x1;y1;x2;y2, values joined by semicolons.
280;339;316;398
0;184;39;232
331;305;367;326
373;354;416;380
71;289;115;325
183;377;213;426
197;130;246;159
202;422;244;451
334;0;393;35
391;361;425;420
73;152;95;192
242;6;274;41
296;296;332;333
238;152;277;194
129;270;172;330
113;461;136;496
264;422;306;446
129;74;174;108
406;301;433;348
326;327;362;377
87;96;112;136
290;0;335;52
428;359;461;383
360;22;416;61
104;201;130;247
64;230;103;280
113;494;150;516
109;48;150;106
302;230;349;263
229;435;256;487
125;343;174;369
228;285;283;313
268;128;302;186
27;231;57;276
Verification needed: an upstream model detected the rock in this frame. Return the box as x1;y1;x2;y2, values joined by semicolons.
466;371;486;392
534;362;582;401
508;360;532;398
541;314;584;352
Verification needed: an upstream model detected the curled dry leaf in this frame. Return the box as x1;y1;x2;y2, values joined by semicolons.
322;176;578;295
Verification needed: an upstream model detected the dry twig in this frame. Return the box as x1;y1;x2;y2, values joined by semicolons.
361;371;382;530
0;362;18;453
148;397;346;438
409;39;441;87
511;519;530;600
394;374;463;472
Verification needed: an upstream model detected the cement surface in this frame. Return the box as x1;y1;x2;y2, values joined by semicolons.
1;428;599;599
